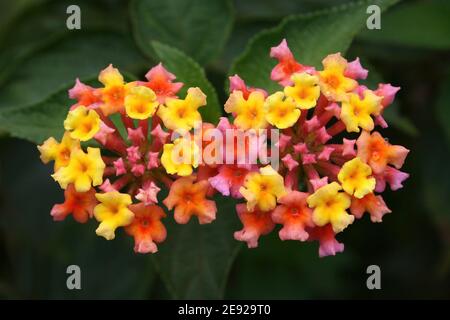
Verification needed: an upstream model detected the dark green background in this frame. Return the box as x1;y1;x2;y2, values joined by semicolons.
0;0;449;299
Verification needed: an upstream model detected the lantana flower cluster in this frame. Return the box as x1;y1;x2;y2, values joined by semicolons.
38;39;409;257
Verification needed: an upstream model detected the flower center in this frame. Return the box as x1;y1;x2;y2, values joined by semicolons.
326;75;340;89
177;107;186;118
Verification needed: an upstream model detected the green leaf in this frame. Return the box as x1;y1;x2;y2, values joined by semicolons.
230;0;399;93
0;31;146;110
0;0;130;86
151;41;222;123
152;196;241;299
0;78;97;144
234;0;351;21
358;0;450;50
0;0;47;42
130;0;234;65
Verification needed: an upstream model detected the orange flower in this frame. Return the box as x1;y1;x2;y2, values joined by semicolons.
163;176;217;224
271;191;314;241
234;203;275;248
269;39;315;86
50;184;97;223
357;131;409;174
125;203;167;254
350;193;391;223
98;64;132;116
142;63;183;103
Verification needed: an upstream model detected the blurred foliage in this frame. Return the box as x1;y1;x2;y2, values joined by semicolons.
0;0;449;299
358;0;450;49
130;0;234;65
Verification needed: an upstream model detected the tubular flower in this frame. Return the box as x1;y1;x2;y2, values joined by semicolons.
239;165;286;212
161;137;200;176
272;191;313;241
341;90;382;132
157;87;206;131
39;63;226;254
50;184;97;223
307;182;353;233
64;105;101;141
270;38;315;86
318;53;357;101
125;204;167;254
163;176;217;224
124;86;159;119
307;224;344;257
338;157;376;199
68;78;101;109
350;193;391;223
357;130;409;174
52;147;105;192
229;74;267;99
208;165;253;198
98;64;132;116
38;132;80;170
94;191;134;240
265;91;300;129
284;72;320;109
38;40;409;257
141;63;183;103
224;90;267;130
234;203;275;248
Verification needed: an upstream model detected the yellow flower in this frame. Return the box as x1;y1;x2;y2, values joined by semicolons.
94;191;134;240
340;90;382;133
52;147;105;192
37;132;80;170
64;106;100;141
284;72;320;109
161;138;200;176
318;53;357;102
224;91;267;130
338;157;376;199
98;64;132;116
265;91;300;129
307;182;353;233
124;86;159;120
157;87;206;131
239;165;286;212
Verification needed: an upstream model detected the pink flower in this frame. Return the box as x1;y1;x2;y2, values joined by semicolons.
209;165;252;198
270;39;315;86
136;181;161;205
272;191;313;241
307;224;345;258
344;58;368;80
375;167;410;192
234;204;275;248
94;121;115;145
147;151;160;169
126;146;142;163
229;74;267;99
282;154;299;171
375;83;400;108
113;157;127;176
127;127;145;146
